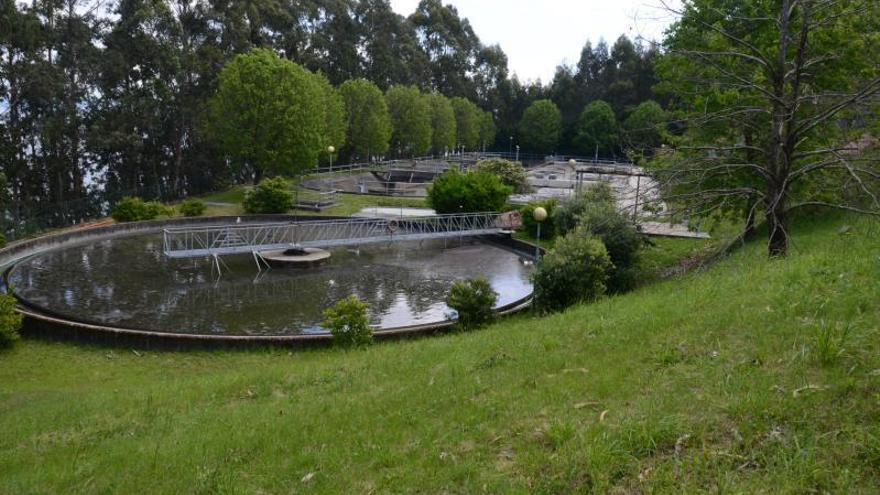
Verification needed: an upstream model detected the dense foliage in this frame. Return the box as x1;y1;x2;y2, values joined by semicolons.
111;197;173;222
519;100;562;154
1;0;662;237
622;100;665;156
340;79;393;160
322;296;373;347
446;277;498;331
386;85;433;156
553;182;616;236
656;0;880;256
520;199;558;240
242;178;293;214
207;49;325;183
427;169;512;214
179;199;207;217
450;97;481;150
573;100;618;157
426;93;457;154
554;183;642;293
0;293;23;348
532;230;611;313
473;158;529;193
578;205;643;294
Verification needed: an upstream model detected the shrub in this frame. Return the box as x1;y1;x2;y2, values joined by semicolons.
578;205;643;293
243;177;293;214
520;199;558;240
0;293;23;348
111;197;173;222
474;158;530;193
322;295;372;347
0;233;6;249
554;182;616;237
446;277;498;331
427;169;512;214
532;229;611;313
179;199;207;217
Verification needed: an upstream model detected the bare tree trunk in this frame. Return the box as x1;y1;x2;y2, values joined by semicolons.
766;186;788;257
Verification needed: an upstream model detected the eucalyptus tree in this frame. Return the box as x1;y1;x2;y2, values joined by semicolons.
409;0;480;97
355;0;430;90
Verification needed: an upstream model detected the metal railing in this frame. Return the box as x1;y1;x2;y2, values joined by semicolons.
162;212;508;259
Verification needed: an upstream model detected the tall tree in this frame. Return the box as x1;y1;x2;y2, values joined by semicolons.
313;71;348;154
519;99;562;154
409;0;480;97
426;92;456;154
339;78;392;159
574;100;618;157
206;49;325;183
479;110;496;152
355;0;429;90
622;100;665;156
385;85;432;156
450;96;480;150
657;0;880;256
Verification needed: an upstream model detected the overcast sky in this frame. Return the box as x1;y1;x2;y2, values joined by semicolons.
389;0;680;83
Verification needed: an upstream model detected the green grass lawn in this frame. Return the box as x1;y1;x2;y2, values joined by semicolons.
1;215;879;493
197;185;427;218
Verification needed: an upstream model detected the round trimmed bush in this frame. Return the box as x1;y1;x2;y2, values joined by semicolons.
243;177;293;214
447;277;498;331
532;229;611;313
427;169;512;214
111;197;173;222
179;199;207;217
322;296;372;347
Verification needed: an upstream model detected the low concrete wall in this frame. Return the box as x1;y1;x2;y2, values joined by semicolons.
2;216;538;350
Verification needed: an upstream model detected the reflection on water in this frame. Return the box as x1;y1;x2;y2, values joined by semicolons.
9;235;533;336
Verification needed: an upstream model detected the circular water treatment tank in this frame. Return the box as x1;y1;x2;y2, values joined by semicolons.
7;233;533;339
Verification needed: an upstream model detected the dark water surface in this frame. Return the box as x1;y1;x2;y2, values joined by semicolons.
9;235;532;336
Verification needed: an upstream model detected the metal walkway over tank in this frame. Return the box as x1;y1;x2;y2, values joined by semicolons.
162;212;520;259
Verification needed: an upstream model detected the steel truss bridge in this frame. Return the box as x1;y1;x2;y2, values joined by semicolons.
162;213;517;260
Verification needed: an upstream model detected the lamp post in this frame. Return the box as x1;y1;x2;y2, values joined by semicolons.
515;145;520;163
327;145;335;172
533;206;547;260
508;136;513;156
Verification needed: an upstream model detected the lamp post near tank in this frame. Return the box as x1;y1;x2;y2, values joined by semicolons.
533;206;547;260
327;145;336;172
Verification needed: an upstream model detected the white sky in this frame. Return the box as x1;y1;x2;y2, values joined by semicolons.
390;0;680;83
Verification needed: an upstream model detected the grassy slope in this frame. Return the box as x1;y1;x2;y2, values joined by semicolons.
1;216;879;493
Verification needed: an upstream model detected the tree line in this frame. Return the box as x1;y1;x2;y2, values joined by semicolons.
207;48;497;183
1;0;663;224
